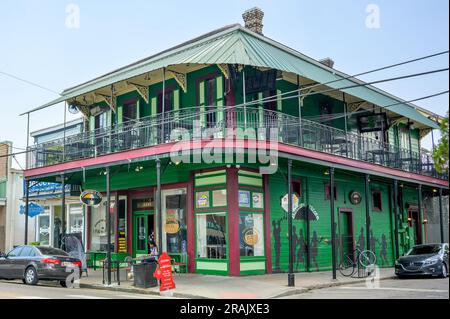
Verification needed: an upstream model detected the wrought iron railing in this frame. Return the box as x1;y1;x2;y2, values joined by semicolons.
26;106;448;180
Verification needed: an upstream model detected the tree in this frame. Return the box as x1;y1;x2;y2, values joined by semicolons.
432;111;449;175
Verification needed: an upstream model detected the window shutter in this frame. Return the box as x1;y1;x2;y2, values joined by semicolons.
199;81;206;127
258;92;265;140
151;97;157;117
276;89;282;111
173;89;180;122
117;105;123;125
89;115;95;132
216;76;224;126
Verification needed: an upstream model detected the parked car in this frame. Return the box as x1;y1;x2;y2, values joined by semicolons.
0;245;82;287
395;243;449;278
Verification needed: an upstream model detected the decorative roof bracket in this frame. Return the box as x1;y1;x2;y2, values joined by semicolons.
127;81;149;104
96;91;116;113
218;64;230;79
167;69;187;93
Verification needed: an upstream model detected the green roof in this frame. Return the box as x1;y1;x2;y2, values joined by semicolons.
22;24;439;129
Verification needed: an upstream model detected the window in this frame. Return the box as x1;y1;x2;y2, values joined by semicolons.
37;247;69;256
163;190;187;254
19;246;35;257
117;196;127;253
69;205;84;236
95;112;107;130
197;213;227;259
212;189;227;207
205;78;216;127
238;190;251;208
372;190;382;211
90;200;116;252
123;101;138;122
263;90;277;111
157;90;173;114
239;214;264;257
7;246;23;257
196;191;210;209
324;183;338;201
37;214;50;245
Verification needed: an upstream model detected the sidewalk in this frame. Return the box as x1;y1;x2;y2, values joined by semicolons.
79;267;397;299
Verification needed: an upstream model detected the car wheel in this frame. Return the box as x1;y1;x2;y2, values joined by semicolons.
24;267;39;285
440;263;448;278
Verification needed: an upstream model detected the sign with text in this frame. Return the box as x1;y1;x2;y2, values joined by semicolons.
153;252;176;292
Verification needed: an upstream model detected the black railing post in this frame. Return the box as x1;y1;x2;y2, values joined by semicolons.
330;167;337;280
156;158;162;253
106;167;112;286
24;179;30;245
417;184;423;244
439;188;444;243
364;174;371;251
393;180;400;259
287;159;295;286
61;173;66;248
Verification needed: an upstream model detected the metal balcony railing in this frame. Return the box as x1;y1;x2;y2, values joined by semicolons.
26;106;448;180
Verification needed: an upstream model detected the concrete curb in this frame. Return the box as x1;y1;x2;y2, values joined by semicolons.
79;283;208;299
270;275;399;299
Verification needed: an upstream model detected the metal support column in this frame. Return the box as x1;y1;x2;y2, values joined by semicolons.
438;188;444;243
417;184;423;244
24;179;30;245
161;68;166;143
63;101;67;161
156;158;162;253
297;75;303;147
364;174;371;250
343;93;349;157
287;159;295;286
330;167;337;279
106;167;111;286
243;69;247;130
61;173;66;248
393;180;400;258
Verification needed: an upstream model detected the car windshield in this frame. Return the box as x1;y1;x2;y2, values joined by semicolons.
408;245;441;255
37;247;69;256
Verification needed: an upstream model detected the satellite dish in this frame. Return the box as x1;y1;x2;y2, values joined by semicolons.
68;104;80;114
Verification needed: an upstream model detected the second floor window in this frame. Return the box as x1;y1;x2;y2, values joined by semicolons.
205;78;216;127
123;101;137;122
95;112;107;130
157;90;173;114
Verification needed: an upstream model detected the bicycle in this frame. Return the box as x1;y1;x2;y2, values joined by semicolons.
339;248;377;277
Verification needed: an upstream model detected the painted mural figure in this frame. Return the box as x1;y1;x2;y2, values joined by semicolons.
272;219;282;272
295;228;307;271
292;226;298;267
357;227;365;251
370;230;377;254
378;234;388;266
310;230;325;272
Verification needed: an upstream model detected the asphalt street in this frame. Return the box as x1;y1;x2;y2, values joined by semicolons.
284;277;449;299
0;280;171;299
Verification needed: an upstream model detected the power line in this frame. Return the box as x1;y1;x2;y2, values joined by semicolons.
0;70;61;95
253;50;449;105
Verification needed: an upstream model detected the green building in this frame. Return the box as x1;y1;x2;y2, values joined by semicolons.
23;8;448;276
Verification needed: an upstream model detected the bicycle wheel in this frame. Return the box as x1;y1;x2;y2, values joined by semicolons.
358;250;377;268
339;255;355;277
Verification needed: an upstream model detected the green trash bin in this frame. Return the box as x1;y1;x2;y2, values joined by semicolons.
133;260;158;288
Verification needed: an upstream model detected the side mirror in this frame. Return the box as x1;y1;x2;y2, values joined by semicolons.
0;252;7;259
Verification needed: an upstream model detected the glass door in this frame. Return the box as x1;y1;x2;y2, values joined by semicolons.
132;211;154;257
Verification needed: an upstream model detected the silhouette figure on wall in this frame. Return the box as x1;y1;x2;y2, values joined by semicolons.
310;231;326;272
357;227;365;251
370;230;376;254
295;228;307;271
292;225;298;267
272;219;282;272
377;234;388;266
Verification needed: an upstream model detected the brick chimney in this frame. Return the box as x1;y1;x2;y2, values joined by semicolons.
242;7;264;35
319;57;335;68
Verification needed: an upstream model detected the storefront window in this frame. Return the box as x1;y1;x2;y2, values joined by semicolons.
238;190;251;208
69;204;84;236
197;213;227;259
90;200;116;251
53;206;63;248
117;196;127;253
38;214;50;246
162;189;187;254
196;191;210;209
239;214;264;257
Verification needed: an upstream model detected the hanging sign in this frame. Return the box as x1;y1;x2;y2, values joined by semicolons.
80;190;103;206
153;252;176;291
281;193;300;213
19;202;44;218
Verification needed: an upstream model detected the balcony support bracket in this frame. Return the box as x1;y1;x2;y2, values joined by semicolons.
127;81;149;104
167;69;187;93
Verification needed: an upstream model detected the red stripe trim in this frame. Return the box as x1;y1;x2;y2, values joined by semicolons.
25;140;449;187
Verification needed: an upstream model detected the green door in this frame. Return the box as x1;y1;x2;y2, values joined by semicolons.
132;211;154;257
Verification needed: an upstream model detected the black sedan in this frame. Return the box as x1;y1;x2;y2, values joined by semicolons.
0;245;82;287
395;243;449;278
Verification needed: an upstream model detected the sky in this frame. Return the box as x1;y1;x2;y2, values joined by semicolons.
0;0;448;169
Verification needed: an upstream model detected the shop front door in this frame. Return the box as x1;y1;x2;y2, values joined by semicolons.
132;211;154;257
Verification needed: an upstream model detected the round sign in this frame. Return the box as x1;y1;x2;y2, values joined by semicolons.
349;191;362;205
243;228;260;246
80;190;103;206
165;218;180;234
